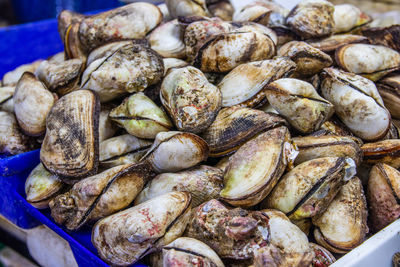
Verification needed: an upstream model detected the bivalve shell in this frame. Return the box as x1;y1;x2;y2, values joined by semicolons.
208;1;233;21
57;10;84;44
0;86;15;113
333;4;371;34
98;107;117;143
0;111;33;155
362;139;400;168
233;2;272;26
307;34;368;53
2;60;43;86
165;0;209;19
309;243;336;266
362;25;400;53
377;74;400;119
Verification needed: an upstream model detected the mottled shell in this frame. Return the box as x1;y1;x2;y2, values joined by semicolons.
307;34;368;53
0;86;15;113
321;68;391;141
78;3;162;52
50;163;151;230
40;89;100;182
99;134;152;169
335;44;400;81
309;243;336;266
333;4;371;34
263;157;356;220
220;126;298;207
57;10;84;44
277;41;332;77
35;59;82;96
25;163;64;209
201;107;287;157
218;57;296;108
92;191;192;266
193;29;276;73
0;111;32;155
2;60;43;86
362;25;400;53
110;93;172;139
163;237;224;267
208;1;233;21
14;72;55;136
362;139;400;169
160;66;221;133
293;135;363;166
81;42;164;103
286;0;335;39
142;131;209;173
377;74;400;119
312;177;368;253
233;3;272;26
135;165;223;206
368;163;400;232
165;0;208;19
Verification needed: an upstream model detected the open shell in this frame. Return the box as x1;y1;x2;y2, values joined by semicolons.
362;139;400;169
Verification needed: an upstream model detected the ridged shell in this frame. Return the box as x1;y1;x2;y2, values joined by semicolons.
333;4;371;34
64;22;86;62
362;139;400;168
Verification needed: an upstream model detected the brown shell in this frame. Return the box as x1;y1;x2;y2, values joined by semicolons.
377;74;400;119
362;25;400;53
57;10;84;44
307;34;368;53
362;139;400;168
64;22;87;62
208;1;233;21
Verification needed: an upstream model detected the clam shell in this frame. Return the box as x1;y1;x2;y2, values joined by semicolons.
320;117;354;137
64;22;86;62
0;86;15;113
277;41;332;77
309;243;336;266
234;23;278;45
86;40;132;66
201;107;287;157
335;44;400;81
307;34;368;53
163;58;189;75
48;51;65;64
160;66;221;133
0;111;32;155
333;4;371;34
40;89;100;182
286;0;335;39
293;135;363;166
233;3;272;26
50;163;151;230
263;157;357;220
135;165;223;206
142;131;209;173
25;163;64;209
321;68;391;141
362;139;400;168
109;92;172;139
98;107;117;143
148;19;186;59
208;1;233;21
81;42;164;102
14;72;55;136
165;0;209;19
2;60;43;86
57;10;84;44
362;25;400;53
368;163;400;232
312;177;368;253
218;57;296;108
163;237;224;267
78;3;162;52
220;126;297;207
92;191;192;266
377;74;400;119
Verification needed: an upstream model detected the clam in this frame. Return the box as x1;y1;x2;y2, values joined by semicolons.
109;93;172;139
277;41;332;77
135;165;223;206
57;10;84;44
309;243;336;266
307;34;368;53
201;107;287;157
377;74;400;119
193;29;276;73
147;19;186;59
158;3;171;22
233;2;272;26
235;23;278;45
263;157;357;220
14;72;55;136
362;139;400;168
160;66;221;133
208;1;233;21
165;0;209;19
286;0;335;39
92;192;192;266
99;134;152;169
291;218;312;236
163;58;189;75
320;117;354;137
383;122;400;140
292;135;363;166
312;177;368;253
48;51;65;63
321;68;391;141
2;59;43;86
78;3;162;52
50;163;152;230
0;86;15;113
40;89;100;182
162;237;224;267
142;131;209;173
333;4;371;34
185;199;270;260
0;111;33;155
64;21;86;62
368;163;400;232
81;42;164;102
335;44;400;81
25;163;64;209
98;107;117;143
35;59;82;96
85;40;132;66
363;25;400;53
265;78;334;134
218;57;296;108
220;126;298;207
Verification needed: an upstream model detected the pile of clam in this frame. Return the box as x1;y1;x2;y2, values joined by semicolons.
3;0;400;266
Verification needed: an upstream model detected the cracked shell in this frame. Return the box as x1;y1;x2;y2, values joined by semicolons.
321;68;391;141
362;139;400;168
377;74;400;119
220;126;298;207
263;157;357;220
312;177;368;254
333;4;371;34
165;0;209;19
92;191;192;266
0;111;33;155
14;72;55;136
40;89;100;182
160;66;221;133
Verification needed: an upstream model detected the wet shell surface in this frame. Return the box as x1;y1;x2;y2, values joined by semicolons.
362;139;400;168
0;111;32;155
40;89;100;182
92;191;192;266
14;72;55;136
